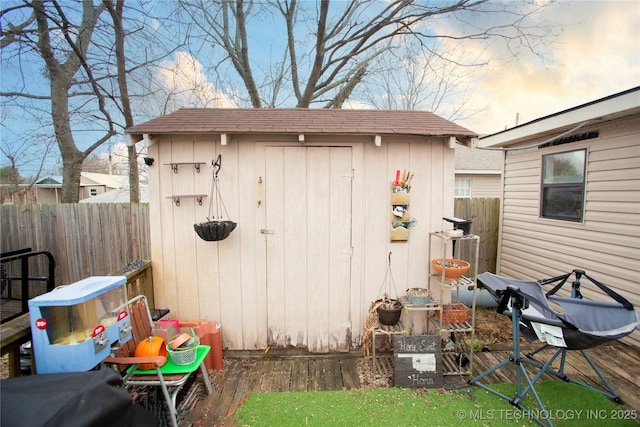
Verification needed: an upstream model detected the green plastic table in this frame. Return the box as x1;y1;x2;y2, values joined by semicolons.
131;345;211;375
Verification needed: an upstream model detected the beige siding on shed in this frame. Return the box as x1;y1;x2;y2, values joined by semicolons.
497;116;640;346
146;133;455;351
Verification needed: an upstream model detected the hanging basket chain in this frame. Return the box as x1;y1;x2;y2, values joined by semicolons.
206;154;231;221
213;175;232;221
206;166;216;220
376;251;401;301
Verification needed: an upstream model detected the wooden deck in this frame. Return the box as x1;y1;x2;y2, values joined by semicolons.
181;341;640;426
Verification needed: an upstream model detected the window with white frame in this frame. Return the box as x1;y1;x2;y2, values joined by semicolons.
540;149;586;222
455;178;472;198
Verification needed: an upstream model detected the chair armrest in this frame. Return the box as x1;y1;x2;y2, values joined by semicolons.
104;355;167;367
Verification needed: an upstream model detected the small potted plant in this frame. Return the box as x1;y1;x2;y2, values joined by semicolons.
375;293;403;326
406;288;432;305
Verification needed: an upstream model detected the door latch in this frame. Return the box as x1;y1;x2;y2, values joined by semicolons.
260;228;275;234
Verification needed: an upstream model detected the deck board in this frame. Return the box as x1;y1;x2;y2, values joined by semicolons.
182;342;640;426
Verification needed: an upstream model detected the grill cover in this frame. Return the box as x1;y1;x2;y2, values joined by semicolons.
1;368;158;427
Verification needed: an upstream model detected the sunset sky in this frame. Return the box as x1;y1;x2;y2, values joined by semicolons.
155;0;639;135
1;0;638;176
455;0;639;135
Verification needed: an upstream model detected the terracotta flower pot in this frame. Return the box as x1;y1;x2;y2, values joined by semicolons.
431;258;470;281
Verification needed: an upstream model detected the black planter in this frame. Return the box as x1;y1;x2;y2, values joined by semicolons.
376;299;403;326
194;220;237;241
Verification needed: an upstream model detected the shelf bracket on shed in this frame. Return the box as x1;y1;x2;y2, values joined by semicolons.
165;162;206;173
167;194;207;206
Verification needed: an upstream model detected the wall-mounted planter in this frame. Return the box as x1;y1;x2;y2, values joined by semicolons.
390;170;414;241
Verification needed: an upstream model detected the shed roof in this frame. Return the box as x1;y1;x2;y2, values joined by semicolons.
126;108;477;143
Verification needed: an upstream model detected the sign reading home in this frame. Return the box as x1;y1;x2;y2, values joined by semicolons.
393;335;443;388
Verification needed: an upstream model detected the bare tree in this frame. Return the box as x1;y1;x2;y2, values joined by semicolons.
104;0;139;202
357;37;483;121
179;0;556;109
1;0;185;202
1;1;113;202
82;153;111;174
35;0;115;202
0;134;54;204
0;106;57;190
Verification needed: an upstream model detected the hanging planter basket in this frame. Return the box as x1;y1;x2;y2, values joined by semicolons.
376;298;403;326
195;154;237;242
194;220;237;242
372;252;403;327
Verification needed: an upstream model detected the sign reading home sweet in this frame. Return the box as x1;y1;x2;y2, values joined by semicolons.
393;335;443;388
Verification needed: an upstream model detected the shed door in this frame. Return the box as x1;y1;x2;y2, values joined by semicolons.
264;146;352;352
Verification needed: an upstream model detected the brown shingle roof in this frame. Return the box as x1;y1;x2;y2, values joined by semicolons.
126;108;477;140
455;144;503;171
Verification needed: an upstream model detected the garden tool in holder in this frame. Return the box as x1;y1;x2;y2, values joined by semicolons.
194;154;237;241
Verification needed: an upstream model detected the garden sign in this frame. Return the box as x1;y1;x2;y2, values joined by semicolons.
393;335;443;388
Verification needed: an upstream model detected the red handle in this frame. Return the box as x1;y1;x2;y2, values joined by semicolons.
395;170;400;186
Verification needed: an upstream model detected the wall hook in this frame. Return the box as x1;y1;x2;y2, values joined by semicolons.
212;154;222;178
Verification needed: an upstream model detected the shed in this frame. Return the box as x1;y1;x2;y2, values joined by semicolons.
479;87;640;347
127;108;477;352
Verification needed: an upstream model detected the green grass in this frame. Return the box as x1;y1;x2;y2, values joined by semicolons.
236;381;638;426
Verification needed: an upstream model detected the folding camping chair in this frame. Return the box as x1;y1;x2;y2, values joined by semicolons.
104;295;213;427
469;269;638;427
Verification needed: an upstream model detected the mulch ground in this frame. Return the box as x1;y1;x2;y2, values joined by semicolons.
473;306;523;349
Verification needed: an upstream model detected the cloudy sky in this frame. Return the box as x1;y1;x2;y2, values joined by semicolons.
455;0;639;135
2;0;638;176
162;0;638;135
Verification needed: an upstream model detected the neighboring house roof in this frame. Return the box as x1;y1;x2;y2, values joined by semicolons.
34;173;128;189
35;176;63;187
80;172;128;189
454;144;502;174
126;108;478;143
79;186;149;203
480;86;640;147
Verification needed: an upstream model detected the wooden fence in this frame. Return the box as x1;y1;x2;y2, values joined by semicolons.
454;198;501;274
1;203;150;286
1;198;500;285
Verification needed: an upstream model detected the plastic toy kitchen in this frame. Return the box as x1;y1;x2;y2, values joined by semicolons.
28;276;132;374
